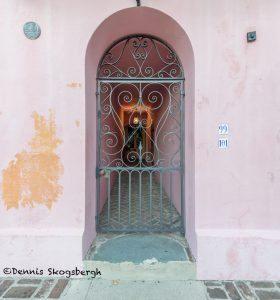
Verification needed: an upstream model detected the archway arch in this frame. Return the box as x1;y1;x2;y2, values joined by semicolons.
84;7;195;257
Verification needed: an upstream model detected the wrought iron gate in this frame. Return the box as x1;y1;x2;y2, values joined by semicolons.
96;35;185;233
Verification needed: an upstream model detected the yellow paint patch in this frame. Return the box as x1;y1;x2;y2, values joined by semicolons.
67;82;82;88
75;120;80;128
2;111;63;209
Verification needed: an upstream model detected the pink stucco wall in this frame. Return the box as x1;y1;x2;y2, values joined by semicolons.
0;0;280;280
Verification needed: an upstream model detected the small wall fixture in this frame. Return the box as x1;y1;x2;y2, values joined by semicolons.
247;31;256;42
23;22;41;40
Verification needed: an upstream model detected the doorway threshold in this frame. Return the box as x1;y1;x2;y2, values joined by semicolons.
83;233;196;280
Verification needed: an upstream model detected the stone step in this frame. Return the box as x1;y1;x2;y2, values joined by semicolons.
84;261;196;280
84;260;196;280
83;233;196;280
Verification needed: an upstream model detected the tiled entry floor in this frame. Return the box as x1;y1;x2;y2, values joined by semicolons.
99;172;181;231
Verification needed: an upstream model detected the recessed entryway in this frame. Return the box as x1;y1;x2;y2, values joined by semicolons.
84;6;196;270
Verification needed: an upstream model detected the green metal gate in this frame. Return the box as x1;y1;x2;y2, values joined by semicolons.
96;35;185;233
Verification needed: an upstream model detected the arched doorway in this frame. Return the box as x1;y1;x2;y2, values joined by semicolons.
84;6;195;258
96;35;185;233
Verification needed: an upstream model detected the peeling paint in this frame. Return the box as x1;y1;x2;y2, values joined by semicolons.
267;172;275;184
2;111;63;209
75;120;80;128
227;247;239;268
197;96;209;111
67;82;82;88
234;81;245;97
223;49;241;79
276;130;280;144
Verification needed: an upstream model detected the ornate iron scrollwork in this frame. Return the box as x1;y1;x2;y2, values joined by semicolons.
97;36;184;79
99;81;182;168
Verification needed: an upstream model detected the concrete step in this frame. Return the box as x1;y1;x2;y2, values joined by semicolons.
83;233;196;280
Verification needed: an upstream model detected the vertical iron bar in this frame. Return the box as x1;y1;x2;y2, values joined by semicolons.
118;171;121;222
169;171;173;226
180;81;186;235
107;170;111;225
128;171;131;224
150;171;152;224
139;171;142;223
160;171;163;227
96;81;101;227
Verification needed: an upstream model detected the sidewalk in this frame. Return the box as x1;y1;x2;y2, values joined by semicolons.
1;278;280;300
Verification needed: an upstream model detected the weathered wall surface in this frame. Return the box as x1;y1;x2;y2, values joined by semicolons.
0;0;280;279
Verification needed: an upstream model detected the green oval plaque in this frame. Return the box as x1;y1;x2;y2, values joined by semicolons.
23;22;41;40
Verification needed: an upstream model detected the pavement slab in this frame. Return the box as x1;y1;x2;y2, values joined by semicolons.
0;278;280;299
3;286;37;298
85;280;207;300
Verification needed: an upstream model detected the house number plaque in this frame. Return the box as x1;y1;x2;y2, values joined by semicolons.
23;22;41;40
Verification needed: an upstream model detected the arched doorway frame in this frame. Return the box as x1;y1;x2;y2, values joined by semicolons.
84;7;195;258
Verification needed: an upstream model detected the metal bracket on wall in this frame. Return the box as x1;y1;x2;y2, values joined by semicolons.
247;31;256;42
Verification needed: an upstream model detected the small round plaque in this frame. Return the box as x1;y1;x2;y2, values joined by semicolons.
23;22;41;40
